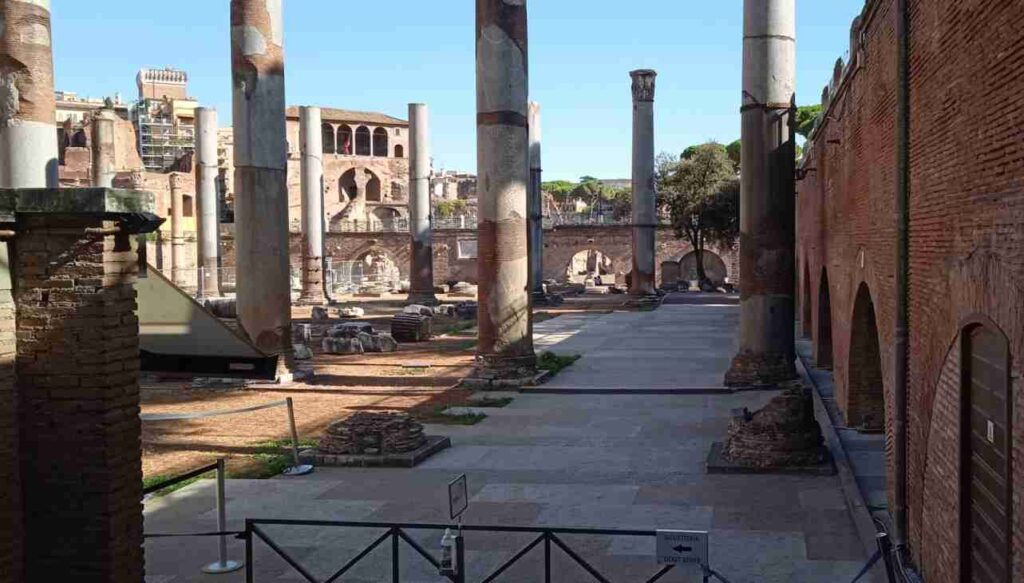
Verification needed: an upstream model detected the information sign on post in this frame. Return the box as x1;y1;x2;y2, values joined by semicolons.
448;474;468;520
656;530;708;568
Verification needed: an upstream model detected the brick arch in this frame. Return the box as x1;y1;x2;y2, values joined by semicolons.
816;268;833;369
846;282;885;430
802;262;812;338
540;226;632;282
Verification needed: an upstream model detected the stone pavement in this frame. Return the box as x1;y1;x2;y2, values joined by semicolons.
144;295;869;582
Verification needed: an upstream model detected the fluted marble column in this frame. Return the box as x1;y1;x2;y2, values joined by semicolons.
629;70;657;297
231;0;294;380
724;0;798;386
195;107;221;297
407;103;437;305
298;106;325;305
528;101;545;300
471;0;536;383
0;0;58;188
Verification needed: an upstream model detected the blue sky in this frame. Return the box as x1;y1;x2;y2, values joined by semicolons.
52;1;864;180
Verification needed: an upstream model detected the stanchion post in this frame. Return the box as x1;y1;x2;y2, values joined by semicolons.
202;459;243;574
283;398;314;476
455;532;466;583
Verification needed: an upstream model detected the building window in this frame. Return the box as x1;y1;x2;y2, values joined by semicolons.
395;145;404;158
457;239;478;260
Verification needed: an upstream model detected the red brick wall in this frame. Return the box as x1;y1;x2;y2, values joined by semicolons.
14;216;144;582
798;0;1024;578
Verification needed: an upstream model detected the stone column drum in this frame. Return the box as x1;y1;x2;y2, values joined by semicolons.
0;0;59;188
629;70;657;297
528;101;545;301
472;0;536;382
298;106;325;305
725;0;798;386
91;108;117;188
195;107;221;297
169;172;187;288
407;103;437;305
231;0;294;380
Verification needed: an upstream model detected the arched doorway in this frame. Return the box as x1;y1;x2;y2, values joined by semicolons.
847;283;884;431
365;174;382;202
372;207;400;229
394;144;405;158
802;263;812;338
565;249;612;284
961;323;1013;583
353;249;400;288
339;169;358;202
816;269;833;369
372;128;389;157
355;126;371;156
322;123;336;154
338;125;353;155
679;250;728;286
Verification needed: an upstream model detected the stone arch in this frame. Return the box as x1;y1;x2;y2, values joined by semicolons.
679;250;728;285
365;173;382;202
394;144;404;158
338;125;353;155
354;126;371;156
816;269;833;368
802;262;813;338
372;207;400;228
322;123;336;154
847;282;884;431
339;168;358;202
349;247;401;287
372;128;389;157
564;249;613;284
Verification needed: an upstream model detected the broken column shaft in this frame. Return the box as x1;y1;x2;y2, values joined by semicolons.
195;107;221;297
629;70;657;297
725;0;798;386
407;103;437;305
528;101;545;301
169;173;187;288
231;0;294;380
472;0;536;382
298;106;325;305
91;108;117;188
0;0;58;188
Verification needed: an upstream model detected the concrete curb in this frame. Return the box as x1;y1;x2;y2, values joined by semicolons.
521;386;734;395
795;353;881;563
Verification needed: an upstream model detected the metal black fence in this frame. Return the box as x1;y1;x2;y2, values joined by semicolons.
244;519;683;583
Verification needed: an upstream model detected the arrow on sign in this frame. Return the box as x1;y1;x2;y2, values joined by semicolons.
673;545;693;554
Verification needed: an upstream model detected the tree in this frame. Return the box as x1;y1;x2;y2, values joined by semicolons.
795;104;822;139
726;140;741;169
542;180;576;203
435;199;467;218
570;178;610;216
659;142;740;285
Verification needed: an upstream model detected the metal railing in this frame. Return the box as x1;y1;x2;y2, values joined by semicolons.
243;519;697;583
327;214;672;234
325;260;402;296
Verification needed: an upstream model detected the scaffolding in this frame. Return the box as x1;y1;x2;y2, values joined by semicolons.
132;103;196;171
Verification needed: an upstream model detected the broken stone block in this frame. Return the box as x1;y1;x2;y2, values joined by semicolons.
455;301;478;320
311;306;330;322
434;284;450;294
391;313;432;343
337;306;365;318
722;387;828;468
398;280;411;293
434;304;457;318
295;324;312;343
327;322;375;339
293;343;313;360
321;336;364;355
358;332;398;353
450;282;478;297
403;304;435;317
203;298;237;319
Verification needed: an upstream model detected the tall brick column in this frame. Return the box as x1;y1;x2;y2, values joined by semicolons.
5;187;161;582
725;0;798;386
470;0;537;385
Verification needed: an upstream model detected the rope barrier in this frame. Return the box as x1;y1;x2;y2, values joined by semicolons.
141;399;289;421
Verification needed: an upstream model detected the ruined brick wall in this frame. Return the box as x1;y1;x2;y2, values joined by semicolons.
14;217;143;581
797;0;1024;578
0;245;20;583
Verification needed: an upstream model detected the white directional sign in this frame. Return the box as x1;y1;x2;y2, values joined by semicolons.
656;530;708;567
448;474;468;520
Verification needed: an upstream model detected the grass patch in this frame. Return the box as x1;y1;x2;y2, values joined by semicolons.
470;397;514;408
414;405;487;425
443;320;477;337
536;352;581;375
143;473;205;497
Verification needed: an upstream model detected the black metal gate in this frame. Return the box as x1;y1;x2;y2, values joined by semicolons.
243;519;681;583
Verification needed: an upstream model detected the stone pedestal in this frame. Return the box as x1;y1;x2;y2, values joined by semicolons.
3;187;161;583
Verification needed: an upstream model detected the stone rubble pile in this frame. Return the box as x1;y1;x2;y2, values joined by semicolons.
318;412;427;455
722;387;827;468
321;322;398;354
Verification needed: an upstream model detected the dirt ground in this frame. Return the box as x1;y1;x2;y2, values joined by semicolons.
140;291;641;480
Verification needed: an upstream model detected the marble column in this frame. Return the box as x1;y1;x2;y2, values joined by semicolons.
195;107;221;298
298;106;325;305
0;0;58;188
628;70;657;297
231;0;294;380
472;0;536;382
407;103;437;305
724;0;798;386
169;173;187;288
528;101;545;300
90;108;117;188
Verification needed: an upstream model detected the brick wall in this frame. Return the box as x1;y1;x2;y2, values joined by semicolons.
14;215;144;581
0;243;21;583
797;0;1024;578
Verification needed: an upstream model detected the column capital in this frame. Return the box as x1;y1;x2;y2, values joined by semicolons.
630;69;657;102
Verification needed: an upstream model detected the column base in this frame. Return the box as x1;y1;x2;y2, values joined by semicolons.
463;353;538;389
406;292;439;306
295;294;327;307
724;350;797;387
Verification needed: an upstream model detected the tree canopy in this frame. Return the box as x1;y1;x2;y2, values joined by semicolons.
796;104;822;139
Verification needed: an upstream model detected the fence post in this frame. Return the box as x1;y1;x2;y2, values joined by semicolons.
544;532;551;583
392;528;400;583
455;532;466;583
282;398;314;476
201;458;243;574
244;519;254;583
